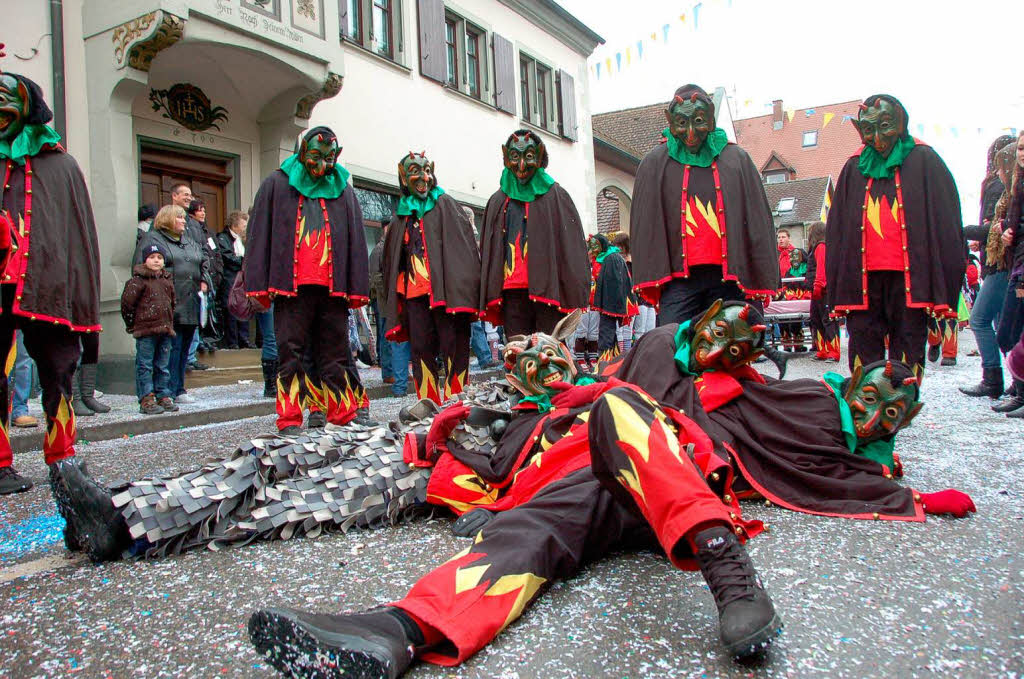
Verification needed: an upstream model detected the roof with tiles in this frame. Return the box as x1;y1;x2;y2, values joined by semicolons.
734;100;863;182
763;176;832;227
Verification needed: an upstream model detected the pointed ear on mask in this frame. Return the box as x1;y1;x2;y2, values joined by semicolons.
850;117;863;136
693;298;724;331
397;161;408;188
552;309;582;342
16;80;30;118
501;144;510;165
902;401;923;428
843;365;863;401
535;140;547;166
505;371;528;396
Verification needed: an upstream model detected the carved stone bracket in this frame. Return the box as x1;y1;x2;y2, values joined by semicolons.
295;72;343;119
112;11;185;72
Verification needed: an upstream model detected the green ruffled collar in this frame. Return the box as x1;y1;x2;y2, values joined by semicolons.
500;167;555;202
0;124;62;165
663;127;729;168
857;136;916;179
520;375;597;413
786;262;807;277
396;186;445;218
673;321;696;376
821;371;896;468
595;245;620;264
280;154;350;199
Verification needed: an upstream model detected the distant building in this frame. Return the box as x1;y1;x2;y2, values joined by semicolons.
591;87;736;234
764;176;834;250
733;99;862;184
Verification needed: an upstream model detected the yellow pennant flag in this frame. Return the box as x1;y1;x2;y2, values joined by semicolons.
605;57;613;75
651;32;657;40
822;112;835;128
680;13;687;22
626;47;631;65
785;109;795;123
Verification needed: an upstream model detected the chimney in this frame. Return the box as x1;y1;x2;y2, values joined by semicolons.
772;99;783;130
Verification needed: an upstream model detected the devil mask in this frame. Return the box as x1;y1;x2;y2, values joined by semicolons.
688;299;767;372
298;127;340;182
587;233;609;259
843;361;922;442
665;85;715;154
503;332;578;398
502;131;546;186
853;96;908;159
398;152;436;199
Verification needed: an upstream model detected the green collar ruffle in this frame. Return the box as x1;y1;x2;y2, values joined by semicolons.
280;154;350;199
500;167;555;202
663;127;729;168
786;262;807;277
673;321;696;376
0;124;62;165
595;245;620;263
857;136;916;179
822;371;896;469
396;186;445;218
520;374;597;413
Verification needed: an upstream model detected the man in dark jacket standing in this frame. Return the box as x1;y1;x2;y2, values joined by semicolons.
630;85;779;326
826;95;964;375
244;126;371;433
0;68;102;520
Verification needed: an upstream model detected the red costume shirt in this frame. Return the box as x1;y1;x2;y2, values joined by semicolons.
503;199;529;290
864;183;904;272
294;197;332;287
396;216;431;300
682;165;723;267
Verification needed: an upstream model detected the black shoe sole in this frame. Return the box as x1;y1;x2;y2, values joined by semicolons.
724;613;784;659
248;609;393;679
0;480;33;495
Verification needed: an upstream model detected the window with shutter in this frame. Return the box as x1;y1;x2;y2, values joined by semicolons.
557;69;577;142
340;0;406;65
417;0;447;82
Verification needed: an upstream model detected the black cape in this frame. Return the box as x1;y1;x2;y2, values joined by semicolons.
630;143;780;305
611;325;922;521
479;183;590;318
381;192;480;333
244;170;369;305
0;148;101;331
592;251;632;318
826;145;965;315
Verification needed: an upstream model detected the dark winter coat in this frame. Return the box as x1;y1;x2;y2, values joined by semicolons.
188;217;223;290
134;228;208;327
216;229;244;282
120;265;176;338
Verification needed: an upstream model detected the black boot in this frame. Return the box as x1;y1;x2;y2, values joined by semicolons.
353;407;378;426
248;606;419;679
71;369;94;417
693;525;782;659
261;359;278;399
306;410;326;429
959;367;1004;398
993;380;1024;413
0;465;33;494
49;459;86;551
58;459;131;562
927;342;941;363
79;364;111;413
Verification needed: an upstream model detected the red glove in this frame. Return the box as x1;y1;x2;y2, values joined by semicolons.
891;452;904;479
424;403;470;460
918;489;976;518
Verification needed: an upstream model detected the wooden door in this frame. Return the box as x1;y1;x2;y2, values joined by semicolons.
139;146;232;232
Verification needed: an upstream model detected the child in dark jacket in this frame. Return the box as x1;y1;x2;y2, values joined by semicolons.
121;244;178;414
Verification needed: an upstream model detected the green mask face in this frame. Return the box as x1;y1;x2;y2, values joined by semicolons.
665;97;714;153
689;300;767;372
398;152;436;199
0;74;28;143
503;133;544;185
855;98;905;158
789;249;804;268
844;362;922;442
299;133;340;182
587;235;605;258
504;332;577;398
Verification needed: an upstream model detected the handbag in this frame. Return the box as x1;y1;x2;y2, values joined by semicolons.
228;270;264;320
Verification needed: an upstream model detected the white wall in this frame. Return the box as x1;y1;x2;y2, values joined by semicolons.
311;0;599;230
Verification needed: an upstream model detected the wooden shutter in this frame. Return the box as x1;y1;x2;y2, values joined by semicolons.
338;0;348;39
558;69;577;141
492;33;516;115
417;0;446;83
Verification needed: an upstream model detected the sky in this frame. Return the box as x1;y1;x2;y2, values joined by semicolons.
556;0;1024;224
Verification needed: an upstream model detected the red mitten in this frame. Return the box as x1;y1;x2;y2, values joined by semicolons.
918;489;976;518
891;452;904;478
424;403;470;459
